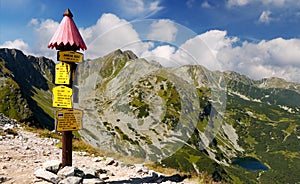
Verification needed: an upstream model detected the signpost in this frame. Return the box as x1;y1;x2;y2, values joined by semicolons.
52;86;73;108
57;51;83;63
48;8;87;167
55;62;71;85
56;109;83;131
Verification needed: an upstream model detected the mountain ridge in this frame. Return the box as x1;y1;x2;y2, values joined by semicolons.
75;49;300;183
0;48;299;183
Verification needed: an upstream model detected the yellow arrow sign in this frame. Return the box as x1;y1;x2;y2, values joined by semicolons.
55;62;70;85
52;86;72;108
56;109;83;131
57;51;83;63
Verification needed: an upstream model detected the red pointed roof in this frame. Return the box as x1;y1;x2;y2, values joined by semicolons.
48;9;87;51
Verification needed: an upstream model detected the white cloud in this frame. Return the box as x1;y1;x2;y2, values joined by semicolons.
259;10;272;24
81;13;152;59
29;18;59;60
172;35;222;70
119;0;163;18
3;12;300;83
28;18;39;26
147;20;178;42
141;45;176;66
201;1;212;8
0;39;30;54
149;29;300;83
216;35;300;82
227;0;293;7
227;0;249;7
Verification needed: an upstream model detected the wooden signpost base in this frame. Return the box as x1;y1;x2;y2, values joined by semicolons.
62;131;73;167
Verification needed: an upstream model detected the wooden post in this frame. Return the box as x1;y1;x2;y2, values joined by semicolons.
48;9;87;168
61;62;76;167
62;131;73;166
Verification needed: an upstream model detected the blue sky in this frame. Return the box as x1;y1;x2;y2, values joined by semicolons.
1;0;300;82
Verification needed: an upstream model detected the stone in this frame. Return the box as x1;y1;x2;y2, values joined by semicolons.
58;176;82;184
34;169;61;184
82;166;97;179
57;166;75;179
6;134;14;139
135;164;149;174
82;178;104;184
43;160;61;174
3;123;14;131
99;173;109;180
74;168;85;178
92;157;103;162
105;157;115;166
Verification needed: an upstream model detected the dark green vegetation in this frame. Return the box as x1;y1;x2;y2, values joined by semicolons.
0;48;55;129
1;49;299;183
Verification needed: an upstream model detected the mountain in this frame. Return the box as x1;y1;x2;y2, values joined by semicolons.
0;48;299;183
0;48;55;129
76;49;300;183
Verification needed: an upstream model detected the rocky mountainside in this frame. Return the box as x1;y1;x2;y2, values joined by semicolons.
0;48;299;183
75;49;300;183
0;48;55;129
0;113;196;184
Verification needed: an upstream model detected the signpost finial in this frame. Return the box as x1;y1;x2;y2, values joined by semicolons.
63;8;73;18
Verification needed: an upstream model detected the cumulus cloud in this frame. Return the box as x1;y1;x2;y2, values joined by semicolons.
147;20;178;42
4;12;300;83
81;13;152;59
151;29;300;82
0;39;30;54
216;35;300;82
31;19;59;59
141;45;176;66
153;30;237;71
258;10;272;24
26;13;152;60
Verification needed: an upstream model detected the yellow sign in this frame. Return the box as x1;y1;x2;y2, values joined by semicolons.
55;62;70;84
52;86;72;108
57;51;83;63
56;109;83;131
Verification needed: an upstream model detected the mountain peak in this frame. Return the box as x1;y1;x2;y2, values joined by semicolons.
104;49;138;61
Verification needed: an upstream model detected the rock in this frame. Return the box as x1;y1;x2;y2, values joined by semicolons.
149;170;161;178
0;176;8;183
3;123;14;131
135;164;149;174
82;178;104;184
57;166;75;179
6;134;14;139
99;173;109;180
43;160;61;174
34;169;61;184
74;168;85;178
58;176;82;184
81;166;97;178
105;157;115;166
92;157;103;162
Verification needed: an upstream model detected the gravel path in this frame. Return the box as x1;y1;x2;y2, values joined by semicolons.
0;128;197;184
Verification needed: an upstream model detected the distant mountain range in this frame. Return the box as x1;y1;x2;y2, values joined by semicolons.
0;48;54;128
0;48;299;183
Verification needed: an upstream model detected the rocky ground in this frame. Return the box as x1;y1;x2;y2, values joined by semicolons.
0;114;197;184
